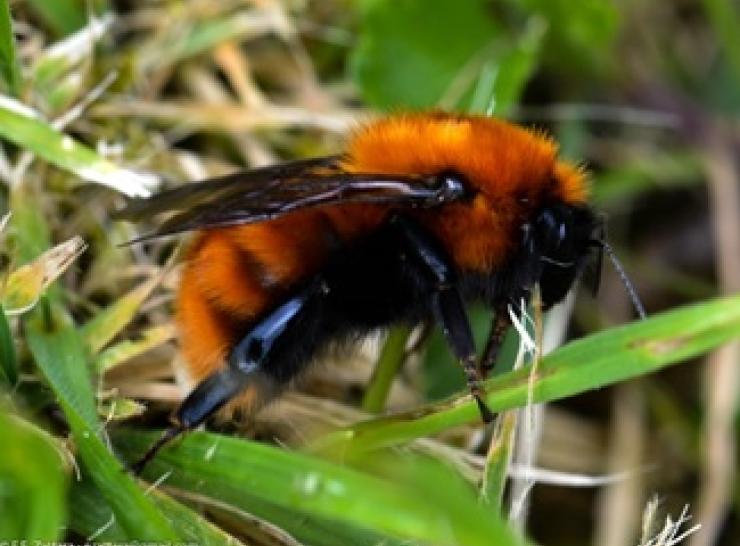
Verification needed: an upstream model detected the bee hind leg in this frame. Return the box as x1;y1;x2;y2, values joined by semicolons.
130;285;320;475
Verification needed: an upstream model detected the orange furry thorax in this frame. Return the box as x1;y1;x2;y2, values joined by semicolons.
345;113;588;272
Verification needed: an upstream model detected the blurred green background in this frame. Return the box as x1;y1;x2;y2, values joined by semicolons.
1;1;739;545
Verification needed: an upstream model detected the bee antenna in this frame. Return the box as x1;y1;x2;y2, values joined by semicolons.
589;239;647;320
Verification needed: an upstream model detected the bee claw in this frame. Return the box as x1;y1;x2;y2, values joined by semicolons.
129;425;184;476
474;394;495;424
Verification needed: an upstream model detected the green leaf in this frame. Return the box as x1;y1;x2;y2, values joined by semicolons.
66;410;180;541
116;430;531;546
141;10;282;70
69;478;127;542
480;410;517;509
25;306;180;541
361;325;412;412
313;295;740;454
0;411;68;540
0;304;16;385
70;473;242;545
32;14;115;110
25;306;98;428
702;0;740;87
351;0;500;109
2;236;86;316
26;0;108;37
469;17;546;116
81;276;159;355
0;95;153;197
518;0;619;72
94;324;176;374
97;396;146;421
0;0;21;96
9;184;52;264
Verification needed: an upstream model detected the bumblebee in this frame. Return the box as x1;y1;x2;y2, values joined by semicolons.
120;113;636;471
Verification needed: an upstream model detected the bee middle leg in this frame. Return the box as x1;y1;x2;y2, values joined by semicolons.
478;305;511;379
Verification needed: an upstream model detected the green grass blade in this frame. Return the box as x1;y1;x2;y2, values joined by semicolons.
25;306;180;541
312;295;740;454
0;95;153;197
70;474;244;545
702;0;740;86
69;477;127;542
480;411;517;509
65;411;180;541
3;236;86;316
9;181;52;264
25;306;98;427
94;324;176;374
25;0;108;37
81;277;159;355
0;304;17;385
0;411;68;540
146;11;279;69
361;325;412;412
0;0;21;96
469;17;545;116
116;429;532;546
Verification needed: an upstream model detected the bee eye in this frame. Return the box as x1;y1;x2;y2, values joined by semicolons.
536;205;571;250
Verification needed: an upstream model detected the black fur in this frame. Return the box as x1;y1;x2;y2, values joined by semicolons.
132;202;598;472
180;202;598;423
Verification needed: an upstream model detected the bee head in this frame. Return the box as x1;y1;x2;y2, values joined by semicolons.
527;202;597;308
524;202;645;319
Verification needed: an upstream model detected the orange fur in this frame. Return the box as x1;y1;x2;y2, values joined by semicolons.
176;112;589;382
177;257;236;380
344;113;588;271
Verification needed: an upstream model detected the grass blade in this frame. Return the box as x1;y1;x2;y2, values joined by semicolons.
2;236;86;315
94;324;176;374
25;305;179;541
25;305;98;427
0;304;17;385
311;295;740;454
115;429;532;546
361;325;412;412
70;474;244;545
480;410;518;510
0;411;67;540
702;0;740;85
25;0;107;37
0;0;21;96
81;276;159;355
0;95;154;197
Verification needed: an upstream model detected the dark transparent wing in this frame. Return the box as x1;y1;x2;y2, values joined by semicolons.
116;155;465;242
115;155;343;221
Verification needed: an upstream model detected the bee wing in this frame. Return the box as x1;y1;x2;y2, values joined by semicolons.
115;155;343;221
116;155;464;242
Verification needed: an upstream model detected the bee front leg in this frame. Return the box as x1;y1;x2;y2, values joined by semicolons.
479;305;511;378
130;284;320;474
393;216;494;423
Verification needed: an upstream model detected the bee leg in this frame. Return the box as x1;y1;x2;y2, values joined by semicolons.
392;216;494;423
478;306;511;378
432;288;495;423
131;287;316;475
